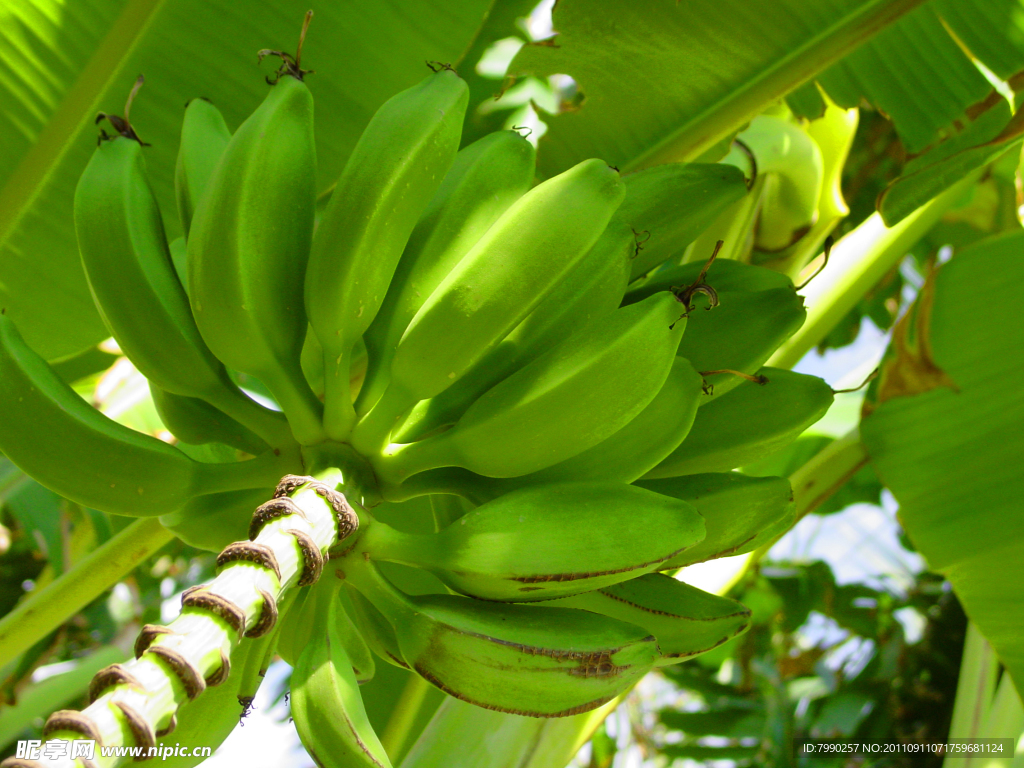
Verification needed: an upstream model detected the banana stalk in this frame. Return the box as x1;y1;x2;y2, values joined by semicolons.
19;471;357;768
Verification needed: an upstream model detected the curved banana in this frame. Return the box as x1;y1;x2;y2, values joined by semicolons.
351;159;625;454
395;221;633;443
290;578;392;768
377;292;684;482
169;236;188;289
188;70;323;445
0;313;288;517
345;557;659;717
637;472;795;569
305;69;469;441
678;287;806;403
546;573;751;665
74;133;292;450
443;356;703;502
149;383;267;455
361;482;705;601
643;368;834;477
175;97;231;238
356;129;536;416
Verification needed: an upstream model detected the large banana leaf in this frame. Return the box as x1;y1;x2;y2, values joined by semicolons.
0;0;492;360
507;0;931;176
861;231;1024;699
508;0;1024;225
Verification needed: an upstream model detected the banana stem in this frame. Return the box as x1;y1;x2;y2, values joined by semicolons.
262;366;328;446
356;520;428;569
350;380;417;458
768;172;981;370
203;378;297;451
29;470;351;768
372;432;458;486
0;518;173;664
323;346;357;442
343;556;416;627
193;446;298;496
945;622;999;757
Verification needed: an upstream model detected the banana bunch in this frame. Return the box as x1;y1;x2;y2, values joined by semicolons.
2;18;846;765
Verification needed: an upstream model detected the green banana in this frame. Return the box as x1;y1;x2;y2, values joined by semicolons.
175;97;232;238
728;115;824;252
169;236;188;289
188;70;323;445
643;368;834;477
636;472;794;568
508;354;702;486
623;162;748;280
305;69;469;441
345;557;659;717
352;159;625;453
376;292;684;482
624;258;793;306
677;287;806;402
356;129;536;416
345;583;409;671
159;487;270;553
436;356;703;502
393;221;634;443
361;482;705;601
545;573;751;665
291;577;392;768
0;313;287;517
336;588;377;684
73;133;292;450
149;383;267;455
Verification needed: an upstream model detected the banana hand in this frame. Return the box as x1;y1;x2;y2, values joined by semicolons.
352;159;625;454
394;222;633;443
378;292;684;482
